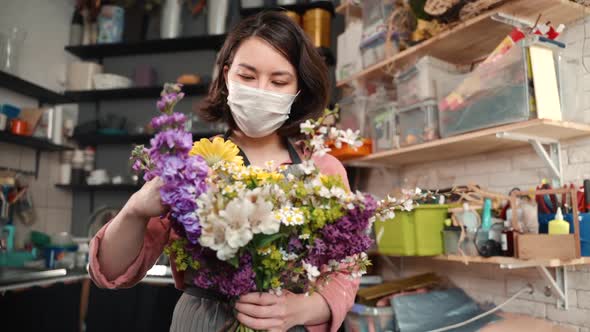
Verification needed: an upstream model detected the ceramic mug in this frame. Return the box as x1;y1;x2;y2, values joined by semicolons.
10;119;27;135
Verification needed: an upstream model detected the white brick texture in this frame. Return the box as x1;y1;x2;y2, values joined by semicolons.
0;143;73;245
578;290;590;309
547;306;590;327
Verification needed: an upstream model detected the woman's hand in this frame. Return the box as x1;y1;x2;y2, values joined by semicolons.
125;177;167;220
235;291;331;331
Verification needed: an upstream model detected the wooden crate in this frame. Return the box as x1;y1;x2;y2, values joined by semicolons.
516;234;578;260
511;187;581;260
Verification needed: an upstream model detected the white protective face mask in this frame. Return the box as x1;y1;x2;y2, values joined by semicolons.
227;80;298;138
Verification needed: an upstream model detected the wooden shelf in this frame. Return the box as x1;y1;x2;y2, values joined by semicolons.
64;83;209;102
336;0;589;87
73;130;222;146
0;71;70;104
432;255;590;268
345;119;590;167
55;184;140;192
240;1;335;17
0;131;73;152
65;34;226;59
335;1;362;18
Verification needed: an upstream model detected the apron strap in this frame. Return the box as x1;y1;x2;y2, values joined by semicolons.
224;131;301;166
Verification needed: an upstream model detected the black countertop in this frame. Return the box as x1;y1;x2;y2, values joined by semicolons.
0;266;174;292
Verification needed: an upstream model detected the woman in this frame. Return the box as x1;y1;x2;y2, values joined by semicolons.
89;11;359;332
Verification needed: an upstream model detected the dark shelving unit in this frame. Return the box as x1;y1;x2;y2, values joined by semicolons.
0;70;71;104
72;130;223;146
0;131;73;152
240;1;335;17
56;184;141;192
64;83;209;102
65;34;226;60
0;131;73;178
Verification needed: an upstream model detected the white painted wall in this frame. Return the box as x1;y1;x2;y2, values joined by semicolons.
367;18;590;330
0;0;75;246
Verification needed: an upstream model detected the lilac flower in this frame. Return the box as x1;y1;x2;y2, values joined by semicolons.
288;236;303;252
192;252;257;297
306;195;376;267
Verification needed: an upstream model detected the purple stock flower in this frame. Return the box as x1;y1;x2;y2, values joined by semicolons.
157;99;167;112
192;252;257;297
306;195;376;267
132;159;143;172
151;113;187;130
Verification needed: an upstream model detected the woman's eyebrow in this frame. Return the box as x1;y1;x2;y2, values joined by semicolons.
237;63;257;72
271;71;294;78
237;63;294;78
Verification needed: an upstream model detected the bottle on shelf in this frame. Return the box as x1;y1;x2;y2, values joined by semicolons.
69;9;84;46
476;199;501;257
501;220;515;257
549;207;569;235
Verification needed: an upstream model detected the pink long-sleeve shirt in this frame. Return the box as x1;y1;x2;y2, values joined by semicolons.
89;153;359;332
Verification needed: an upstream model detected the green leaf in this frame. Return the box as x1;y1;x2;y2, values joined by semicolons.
228;256;239;269
252;233;287;249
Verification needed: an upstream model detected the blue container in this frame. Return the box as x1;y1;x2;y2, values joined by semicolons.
98;5;125;44
0;104;21;119
539;213;590;256
43;245;78;269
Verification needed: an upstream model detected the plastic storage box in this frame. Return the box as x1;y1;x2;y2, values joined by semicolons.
438;40;558;138
361;0;395;41
395;56;469;108
442;226;479;256
368;101;398;152
397;100;439;146
360;31;398;69
374;205;449;256
338;96;369;136
344;304;395;332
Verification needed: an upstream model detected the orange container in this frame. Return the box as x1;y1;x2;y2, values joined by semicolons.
10;119;28;136
283;11;301;26
303;8;331;48
328;138;372;161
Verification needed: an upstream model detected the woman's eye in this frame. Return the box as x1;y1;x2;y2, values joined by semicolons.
272;81;287;86
239;74;255;81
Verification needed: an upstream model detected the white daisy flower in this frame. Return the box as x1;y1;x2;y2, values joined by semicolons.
299;160;316;175
302;261;321;281
299;233;310;240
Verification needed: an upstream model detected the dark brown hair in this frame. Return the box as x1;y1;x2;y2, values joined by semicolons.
199;11;329;137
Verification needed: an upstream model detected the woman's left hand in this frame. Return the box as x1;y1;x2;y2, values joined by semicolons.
235;291;330;331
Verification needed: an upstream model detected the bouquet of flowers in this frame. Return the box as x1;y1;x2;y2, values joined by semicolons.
131;83;414;330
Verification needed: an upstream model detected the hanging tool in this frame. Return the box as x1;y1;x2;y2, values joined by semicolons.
536;181;559;214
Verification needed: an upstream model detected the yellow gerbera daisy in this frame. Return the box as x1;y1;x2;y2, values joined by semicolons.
189;137;243;167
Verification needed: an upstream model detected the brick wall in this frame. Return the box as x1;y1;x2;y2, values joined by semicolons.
366;18;590;330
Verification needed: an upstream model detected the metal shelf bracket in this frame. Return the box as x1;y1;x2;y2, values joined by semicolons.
496;132;563;186
537;266;568;310
498;260;568;309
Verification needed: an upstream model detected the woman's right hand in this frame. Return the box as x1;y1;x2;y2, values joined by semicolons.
125;177;168;220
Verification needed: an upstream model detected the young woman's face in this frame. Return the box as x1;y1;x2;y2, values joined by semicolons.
225;37;298;95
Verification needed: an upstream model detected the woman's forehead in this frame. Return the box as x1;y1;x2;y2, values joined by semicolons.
232;37;296;75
